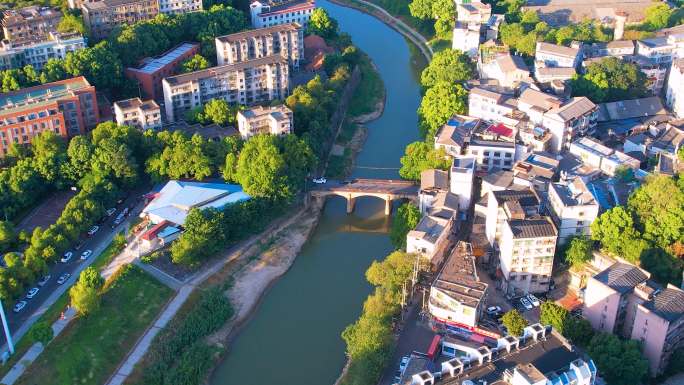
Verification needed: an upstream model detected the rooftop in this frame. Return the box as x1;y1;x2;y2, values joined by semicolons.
114;97;159;111
536;42;579;58
451;156;475;172
142;181;251;225
421;169;449;191
216;22;301;43
164;55;288;85
407;215;450;244
126;42;199;75
642;286;684;323
435;114;480;147
483;167;515;188
469;137;515;149
598;97;667;122
492;189;540;207
433;242;488;308
2;5;62;27
163;122;239;141
498;54;528;73
522;0;668;25
0;77;91;117
571;137;613;158
592;262;649;294
470;87;504;102
651;126;684;153
545;97;597;123
518;88;564;112
549;177;598;208
536;67;576;77
238;104;292;120
507;217;557;239
83;0;151;10
255;0;316;16
430;192;460;220
596;40;636;50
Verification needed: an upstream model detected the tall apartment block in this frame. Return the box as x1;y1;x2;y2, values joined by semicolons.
2;6;63;43
0;31;87;72
124;42;201;101
0;77;99;156
249;0;315;29
546;177;600;244
157;0;201;14
82;0;159;41
237;104;292;139
162;55;289;122
215;22;303;69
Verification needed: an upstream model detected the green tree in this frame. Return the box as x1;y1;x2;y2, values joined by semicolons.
640;248;683;285
170;207;227;266
628;176;684;246
643;4;672;31
69;284;100;314
65;42;124;90
0;221;18;252
366;251;417;301
309;8;338;38
58;14;88;36
569;72;609;103
563;236;593;268
586;332;651;385
91;138;139;187
23;65;40;86
40;59;69;84
420;49;472;89
79;266;105;290
409;0;433;19
577;57;650;102
432;0;455;39
184;105;207;125
502;309;529;337
203;98;231;126
390;204;422;249
539;302;568;333
322;53;344;76
234;134;287;198
399;141;451;181
418;81;468;139
29;322;54;346
562;317;594;347
341;46;361;66
179;54;211;74
666;348;684;376
591;206;641;257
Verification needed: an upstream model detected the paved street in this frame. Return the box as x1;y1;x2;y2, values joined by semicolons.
0;182;152;353
308;178;418;195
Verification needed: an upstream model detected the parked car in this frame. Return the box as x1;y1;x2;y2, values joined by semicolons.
340;178;355;185
74;240;85;250
313;177;326;184
106;208;117;216
26;288;39;299
61;252;73;263
81;250;93;260
13;301;27;313
38;275;51;287
520;297;533;310
399;356;409;372
58;274;71;285
96;216;108;226
88;226;99;236
393;369;402;383
527;294;541;307
486;306;502;316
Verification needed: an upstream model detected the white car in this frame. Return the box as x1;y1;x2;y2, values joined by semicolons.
26;288;39;299
13;301;27;313
58;274;71;285
81;249;93;260
520;297;533;310
486;306;502;316
88;226;99;236
106;208;117;217
399;356;409;372
527;294;541;307
61;252;73;263
312;177;327;184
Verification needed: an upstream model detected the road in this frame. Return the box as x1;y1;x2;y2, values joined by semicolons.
308;178;419;194
0;183;152;351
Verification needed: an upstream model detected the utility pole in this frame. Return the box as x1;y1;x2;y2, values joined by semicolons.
0;303;14;354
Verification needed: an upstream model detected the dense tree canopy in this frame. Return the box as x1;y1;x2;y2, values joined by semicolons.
570;57;650;103
502;309;528;337
309;8;338;38
399;141;451;181
58;14;88;36
586;332;651;385
418;81;468;139
539;302;568;333
563;236;593;268
366;251;418;303
420;49;472;90
179;54;211;74
390;204;423;249
29;322;54;346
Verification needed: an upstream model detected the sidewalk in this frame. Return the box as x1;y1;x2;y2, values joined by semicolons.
1;307;78;385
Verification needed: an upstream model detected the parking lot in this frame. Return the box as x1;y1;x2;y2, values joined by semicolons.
18;191;77;232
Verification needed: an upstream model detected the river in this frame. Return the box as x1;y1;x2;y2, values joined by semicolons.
209;2;428;383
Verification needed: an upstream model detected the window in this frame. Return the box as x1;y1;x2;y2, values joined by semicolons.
577;220;584;226
575;228;584;234
579;211;586;216
462;308;472;315
494;152;501;157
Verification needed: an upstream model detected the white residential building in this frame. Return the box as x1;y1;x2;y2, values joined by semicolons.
434;114;481;157
215;22;303;69
419;169;449;213
485;189;541;247
456;1;491;24
535;41;581;70
481;54;530;88
113;98;161;131
450;156;476;212
666;59;684;119
504;360;597;385
625;55;668;94
468;87;521;126
0;30;86;72
547;177;599;243
534;66;576;83
236;104;293;139
583;40;636;58
636;34;684;65
158;0;202;14
407;215;453;265
465;137;516;172
452;22;481;58
569;137;640;176
249;0;315;29
162;55;289;122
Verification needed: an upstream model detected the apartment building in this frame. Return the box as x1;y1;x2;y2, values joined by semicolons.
407;213;454;265
666;60;684;120
157;0;201;14
569;138;640;176
428;242;488;328
517;125;552;153
534;66;576;83
624;55;668;94
0;30;86;72
450;156;476;212
249;0;315;29
162;55;289;122
433;114;481;157
236;104;292;139
481;54;530;88
2;6;62;43
215;22;303;69
452;21;481;58
0;77;99;155
419;169;449;213
582;40;636;59
467;87;521;126
113;97;161;131
485;189;540;247
511;152;558;193
456;1;491;24
124;42;200;101
546;177;599;243
465;137;516;172
82;0;159;41
636;34;684;65
631;285;684;376
535;42;582;70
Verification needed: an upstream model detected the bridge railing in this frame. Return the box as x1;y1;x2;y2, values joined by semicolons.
354;178;416;186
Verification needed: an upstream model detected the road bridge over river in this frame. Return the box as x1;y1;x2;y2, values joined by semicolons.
309;179;419;215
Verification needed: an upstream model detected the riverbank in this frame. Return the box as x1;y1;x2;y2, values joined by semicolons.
327;0;433;62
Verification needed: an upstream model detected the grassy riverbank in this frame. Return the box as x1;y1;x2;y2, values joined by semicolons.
16;265;174;385
347;51;385;118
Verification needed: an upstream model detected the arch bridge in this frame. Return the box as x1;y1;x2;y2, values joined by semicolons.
309;179;419;215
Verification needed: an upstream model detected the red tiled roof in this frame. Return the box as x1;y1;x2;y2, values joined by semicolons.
488;124;514;138
141;220;167;241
